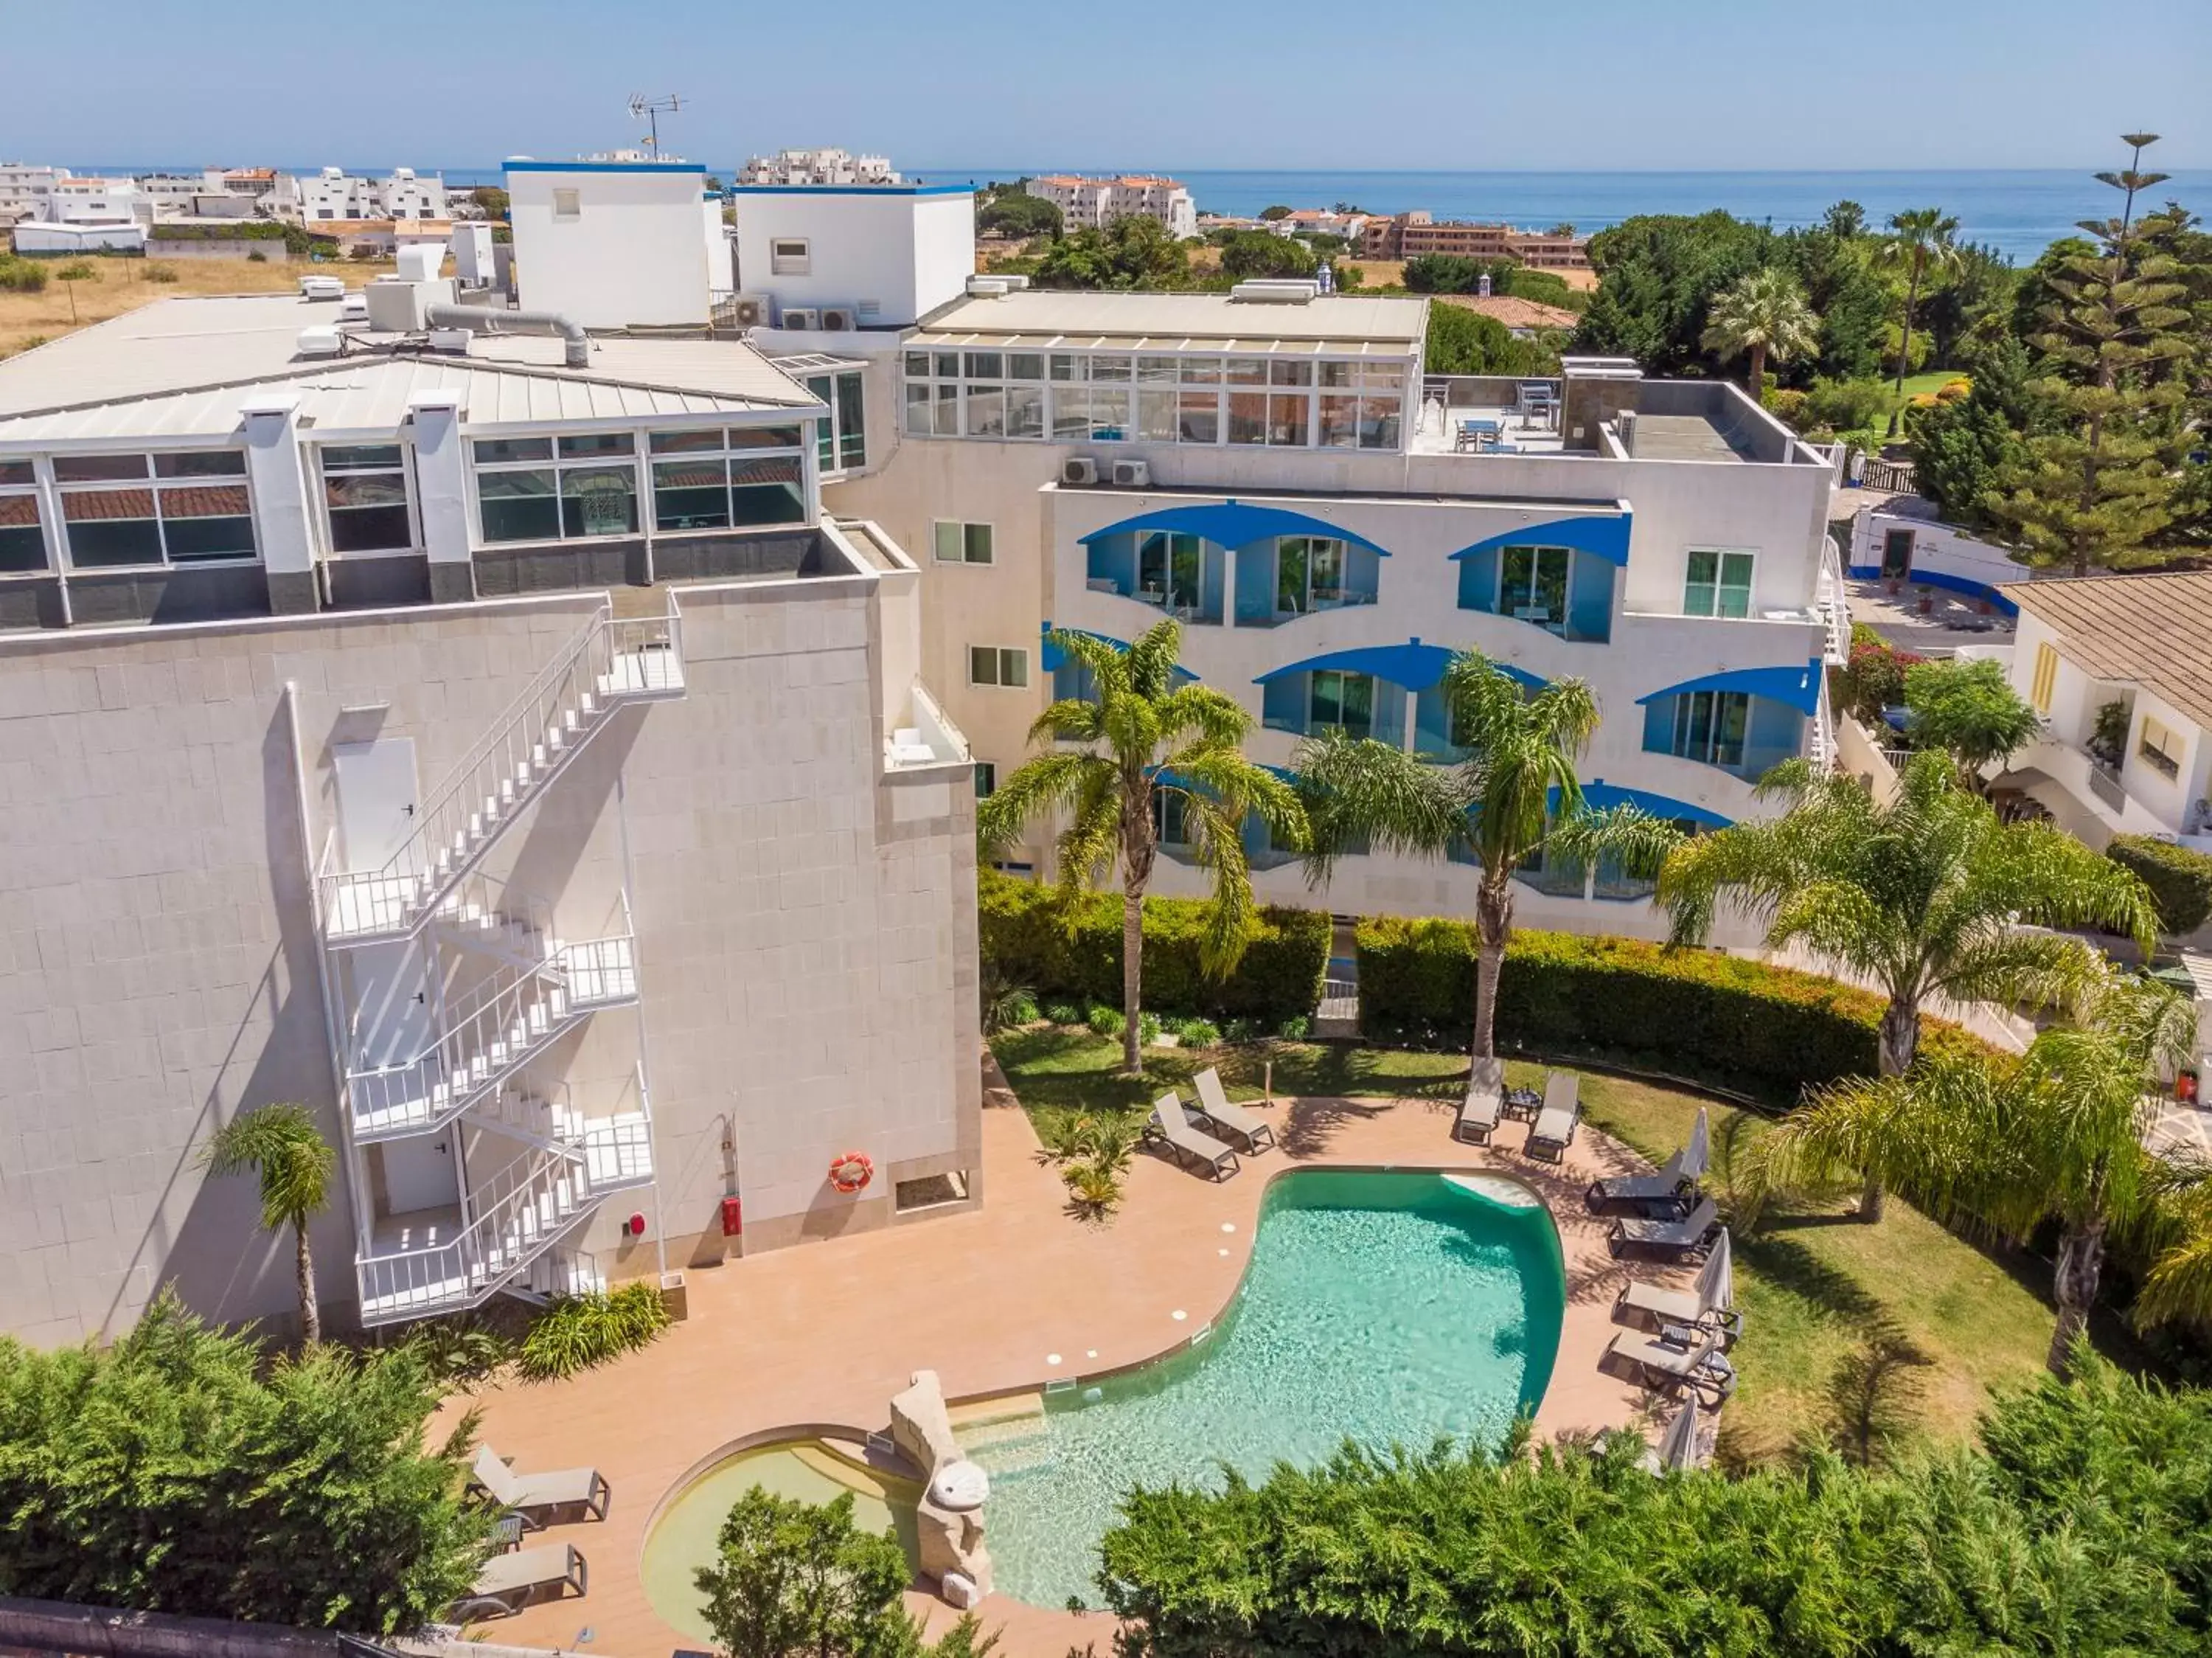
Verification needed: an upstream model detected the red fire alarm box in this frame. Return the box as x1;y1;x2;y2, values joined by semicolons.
720;1195;743;1236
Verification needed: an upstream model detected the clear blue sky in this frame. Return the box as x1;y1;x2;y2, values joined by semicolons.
3;0;2205;173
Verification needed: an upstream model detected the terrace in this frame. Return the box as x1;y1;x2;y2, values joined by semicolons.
1411;368;1825;467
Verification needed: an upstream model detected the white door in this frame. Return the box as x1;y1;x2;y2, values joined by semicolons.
333;737;419;873
348;940;433;1069
378;1131;461;1216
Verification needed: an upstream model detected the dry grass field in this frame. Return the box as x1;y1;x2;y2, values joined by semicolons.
0;252;396;358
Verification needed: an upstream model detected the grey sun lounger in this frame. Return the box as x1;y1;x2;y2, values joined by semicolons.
1525;1071;1580;1162
1192;1066;1276;1154
471;1444;612;1527
1145;1094;1240;1180
1453;1055;1506;1145
1608;1196;1721;1260
1605;1327;1726;1395
451;1541;588;1620
1586;1152;1694;1217
1618;1276;1744;1344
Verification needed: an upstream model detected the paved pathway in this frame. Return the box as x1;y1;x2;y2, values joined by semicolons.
453;1076;1683;1657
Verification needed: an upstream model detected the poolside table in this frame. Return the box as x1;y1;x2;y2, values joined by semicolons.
1502;1086;1542;1121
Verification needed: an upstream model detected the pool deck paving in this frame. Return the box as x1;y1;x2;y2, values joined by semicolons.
453;1078;1688;1657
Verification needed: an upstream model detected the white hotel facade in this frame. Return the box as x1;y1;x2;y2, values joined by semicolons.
0;166;1842;1347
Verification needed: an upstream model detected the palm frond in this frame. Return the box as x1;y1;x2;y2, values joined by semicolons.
1291;731;1467;885
1546;804;1687;881
977;749;1113;855
1180;791;1258;977
199;1103;335;1232
1156;681;1255;749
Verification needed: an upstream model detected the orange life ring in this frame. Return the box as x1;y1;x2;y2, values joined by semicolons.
829;1151;874;1194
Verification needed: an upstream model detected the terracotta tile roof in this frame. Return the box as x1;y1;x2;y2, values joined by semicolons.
2004;570;2212;730
1438;293;1579;331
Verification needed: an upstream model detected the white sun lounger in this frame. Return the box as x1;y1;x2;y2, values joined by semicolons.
1608;1196;1720;1260
1192;1067;1276;1153
1453;1055;1506;1145
1525;1070;1580;1162
451;1542;588;1620
1586;1151;1692;1215
471;1444;611;1527
1145;1094;1240;1180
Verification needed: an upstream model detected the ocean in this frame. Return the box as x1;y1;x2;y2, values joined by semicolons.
74;165;2212;266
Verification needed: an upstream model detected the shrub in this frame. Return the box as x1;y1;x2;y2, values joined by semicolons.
1042;1000;1084;1027
1804;375;1891;434
0;1292;495;1631
246;249;268;263
1834;630;1924;724
1087;1004;1127;1038
1170;1016;1222;1047
978;871;1328;1024
1277;1014;1312;1040
1355;916;1989;1103
0;256;46;293
1138;1010;1164;1045
402;1314;516;1389
143;262;179;283
515;1281;670;1381
2108;835;2212;936
1902;656;2039;775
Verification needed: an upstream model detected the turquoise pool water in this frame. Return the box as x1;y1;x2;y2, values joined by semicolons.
967;1168;1565;1607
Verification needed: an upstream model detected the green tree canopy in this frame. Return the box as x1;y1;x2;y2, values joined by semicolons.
1218;229;1317;280
0;1293;496;1631
1901;655;2041;783
1424;302;1562;377
1032;215;1191;290
977;192;1062;240
694;1486;920;1658
1572;210;1774;373
1258;204;1293;221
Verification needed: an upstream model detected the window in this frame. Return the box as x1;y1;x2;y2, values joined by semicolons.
0;459;44;572
1309;669;1375;739
1666;690;1750;768
770;237;810;275
55;450;255;567
968;646;1029;689
552;189;580;221
1683;549;1755;619
2028;641;2059;714
474;431;640;543
804;370;867;472
319;444;412;554
1500;545;1571;627
2139;715;2183;780
973;762;996;799
1270;536;1357;617
644;426;806;533
933;521;993;565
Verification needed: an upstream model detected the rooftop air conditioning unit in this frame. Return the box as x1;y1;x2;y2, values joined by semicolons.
727;294;770;328
1111;459;1150;488
965;275;1012;297
779;306;821;330
298;274;345;302
818;305;858;332
338;292;369;321
296;325;343;358
1061;457;1098;487
1229;278;1321;304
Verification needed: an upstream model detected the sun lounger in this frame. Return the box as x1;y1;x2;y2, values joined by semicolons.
1586;1152;1693;1216
1145;1094;1240;1180
471;1444;611;1527
450;1542;588;1620
1606;1327;1731;1398
1525;1071;1580;1162
1192;1067;1276;1154
1453;1055;1506;1145
1608;1196;1720;1260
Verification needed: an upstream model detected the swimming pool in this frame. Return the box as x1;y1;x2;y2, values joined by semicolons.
964;1167;1565;1607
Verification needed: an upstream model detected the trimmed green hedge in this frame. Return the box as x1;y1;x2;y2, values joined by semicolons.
978;871;1328;1024
2108;835;2212;936
1357;915;1987;1102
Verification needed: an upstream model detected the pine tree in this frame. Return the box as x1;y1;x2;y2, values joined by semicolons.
1987;135;2193;576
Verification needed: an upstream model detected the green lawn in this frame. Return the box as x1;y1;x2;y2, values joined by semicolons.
1882;369;1969;433
992;1027;2065;1456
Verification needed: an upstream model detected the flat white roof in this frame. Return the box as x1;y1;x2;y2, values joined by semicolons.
911;289;1427;351
0;294;820;443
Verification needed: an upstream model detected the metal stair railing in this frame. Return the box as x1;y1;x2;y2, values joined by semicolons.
321;602;683;946
355;1142;589;1325
429;870;560;972
347;957;583;1140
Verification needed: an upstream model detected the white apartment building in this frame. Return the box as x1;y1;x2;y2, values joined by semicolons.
46;177;147;226
1995;572;2212;850
740;149;900;187
296;165;450;223
0;164;72;223
1021;175;1197;241
0;280;979;1347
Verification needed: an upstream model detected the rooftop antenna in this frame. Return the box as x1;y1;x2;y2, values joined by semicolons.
626;94;684;159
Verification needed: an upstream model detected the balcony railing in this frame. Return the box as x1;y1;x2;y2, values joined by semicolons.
2087;757;2126;813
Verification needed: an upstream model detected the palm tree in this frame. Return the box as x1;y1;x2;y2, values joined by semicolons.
1754;980;2208;1374
1700;268;1820;403
977;620;1304;1077
1295;652;1674;1062
1657;751;2157;1221
1877;207;1962;434
198;1102;337;1342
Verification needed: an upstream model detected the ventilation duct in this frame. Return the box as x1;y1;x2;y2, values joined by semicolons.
422;302;590;368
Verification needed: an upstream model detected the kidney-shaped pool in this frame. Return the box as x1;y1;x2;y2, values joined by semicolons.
967;1166;1565;1606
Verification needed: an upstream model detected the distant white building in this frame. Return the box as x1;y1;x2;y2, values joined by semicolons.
0;163;71;223
46;177;146;226
296;166;449;223
1021;174;1197;240
739;148;900;187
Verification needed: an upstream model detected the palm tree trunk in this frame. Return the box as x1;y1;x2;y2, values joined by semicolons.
294;1220;320;1345
1861;994;1922;1223
1121;887;1144;1077
1747;341;1767;403
1888;260;1922;436
1471;875;1513;1060
2047;1215;2106;1376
